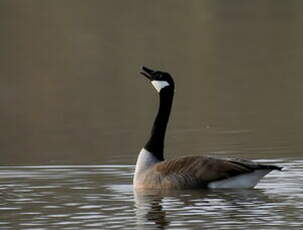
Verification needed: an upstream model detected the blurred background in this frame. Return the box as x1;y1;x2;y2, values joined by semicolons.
1;0;303;165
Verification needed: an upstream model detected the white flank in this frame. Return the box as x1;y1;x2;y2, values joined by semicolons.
151;80;170;92
133;148;160;184
208;169;272;189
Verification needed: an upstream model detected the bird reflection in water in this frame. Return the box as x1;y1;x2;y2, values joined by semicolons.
134;187;283;230
134;189;170;229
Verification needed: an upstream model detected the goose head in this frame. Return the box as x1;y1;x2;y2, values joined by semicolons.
140;66;175;93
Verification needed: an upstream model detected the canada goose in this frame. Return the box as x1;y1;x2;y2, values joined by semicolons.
134;66;282;189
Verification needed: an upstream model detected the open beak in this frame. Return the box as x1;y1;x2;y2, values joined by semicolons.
140;66;155;80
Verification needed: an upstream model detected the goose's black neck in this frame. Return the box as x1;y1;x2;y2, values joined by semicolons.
144;87;174;161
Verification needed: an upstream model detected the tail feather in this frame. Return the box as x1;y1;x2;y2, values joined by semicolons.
227;158;283;172
259;164;283;171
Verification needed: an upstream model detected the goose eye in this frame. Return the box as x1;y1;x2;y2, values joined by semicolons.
156;73;163;79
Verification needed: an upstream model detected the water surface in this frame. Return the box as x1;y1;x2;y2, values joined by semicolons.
1;0;303;165
1;158;302;229
1;1;303;229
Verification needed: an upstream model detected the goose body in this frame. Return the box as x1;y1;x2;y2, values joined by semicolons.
134;67;282;190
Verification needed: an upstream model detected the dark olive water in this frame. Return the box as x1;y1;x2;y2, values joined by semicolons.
1;0;303;229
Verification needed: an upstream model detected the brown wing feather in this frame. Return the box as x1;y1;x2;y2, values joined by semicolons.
140;155;255;189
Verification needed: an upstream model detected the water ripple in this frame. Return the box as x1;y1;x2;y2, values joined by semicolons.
0;160;302;229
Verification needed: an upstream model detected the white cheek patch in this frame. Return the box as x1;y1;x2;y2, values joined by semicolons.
151;80;170;92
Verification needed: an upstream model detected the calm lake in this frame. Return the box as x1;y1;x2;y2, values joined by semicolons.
0;160;303;229
1;0;303;229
